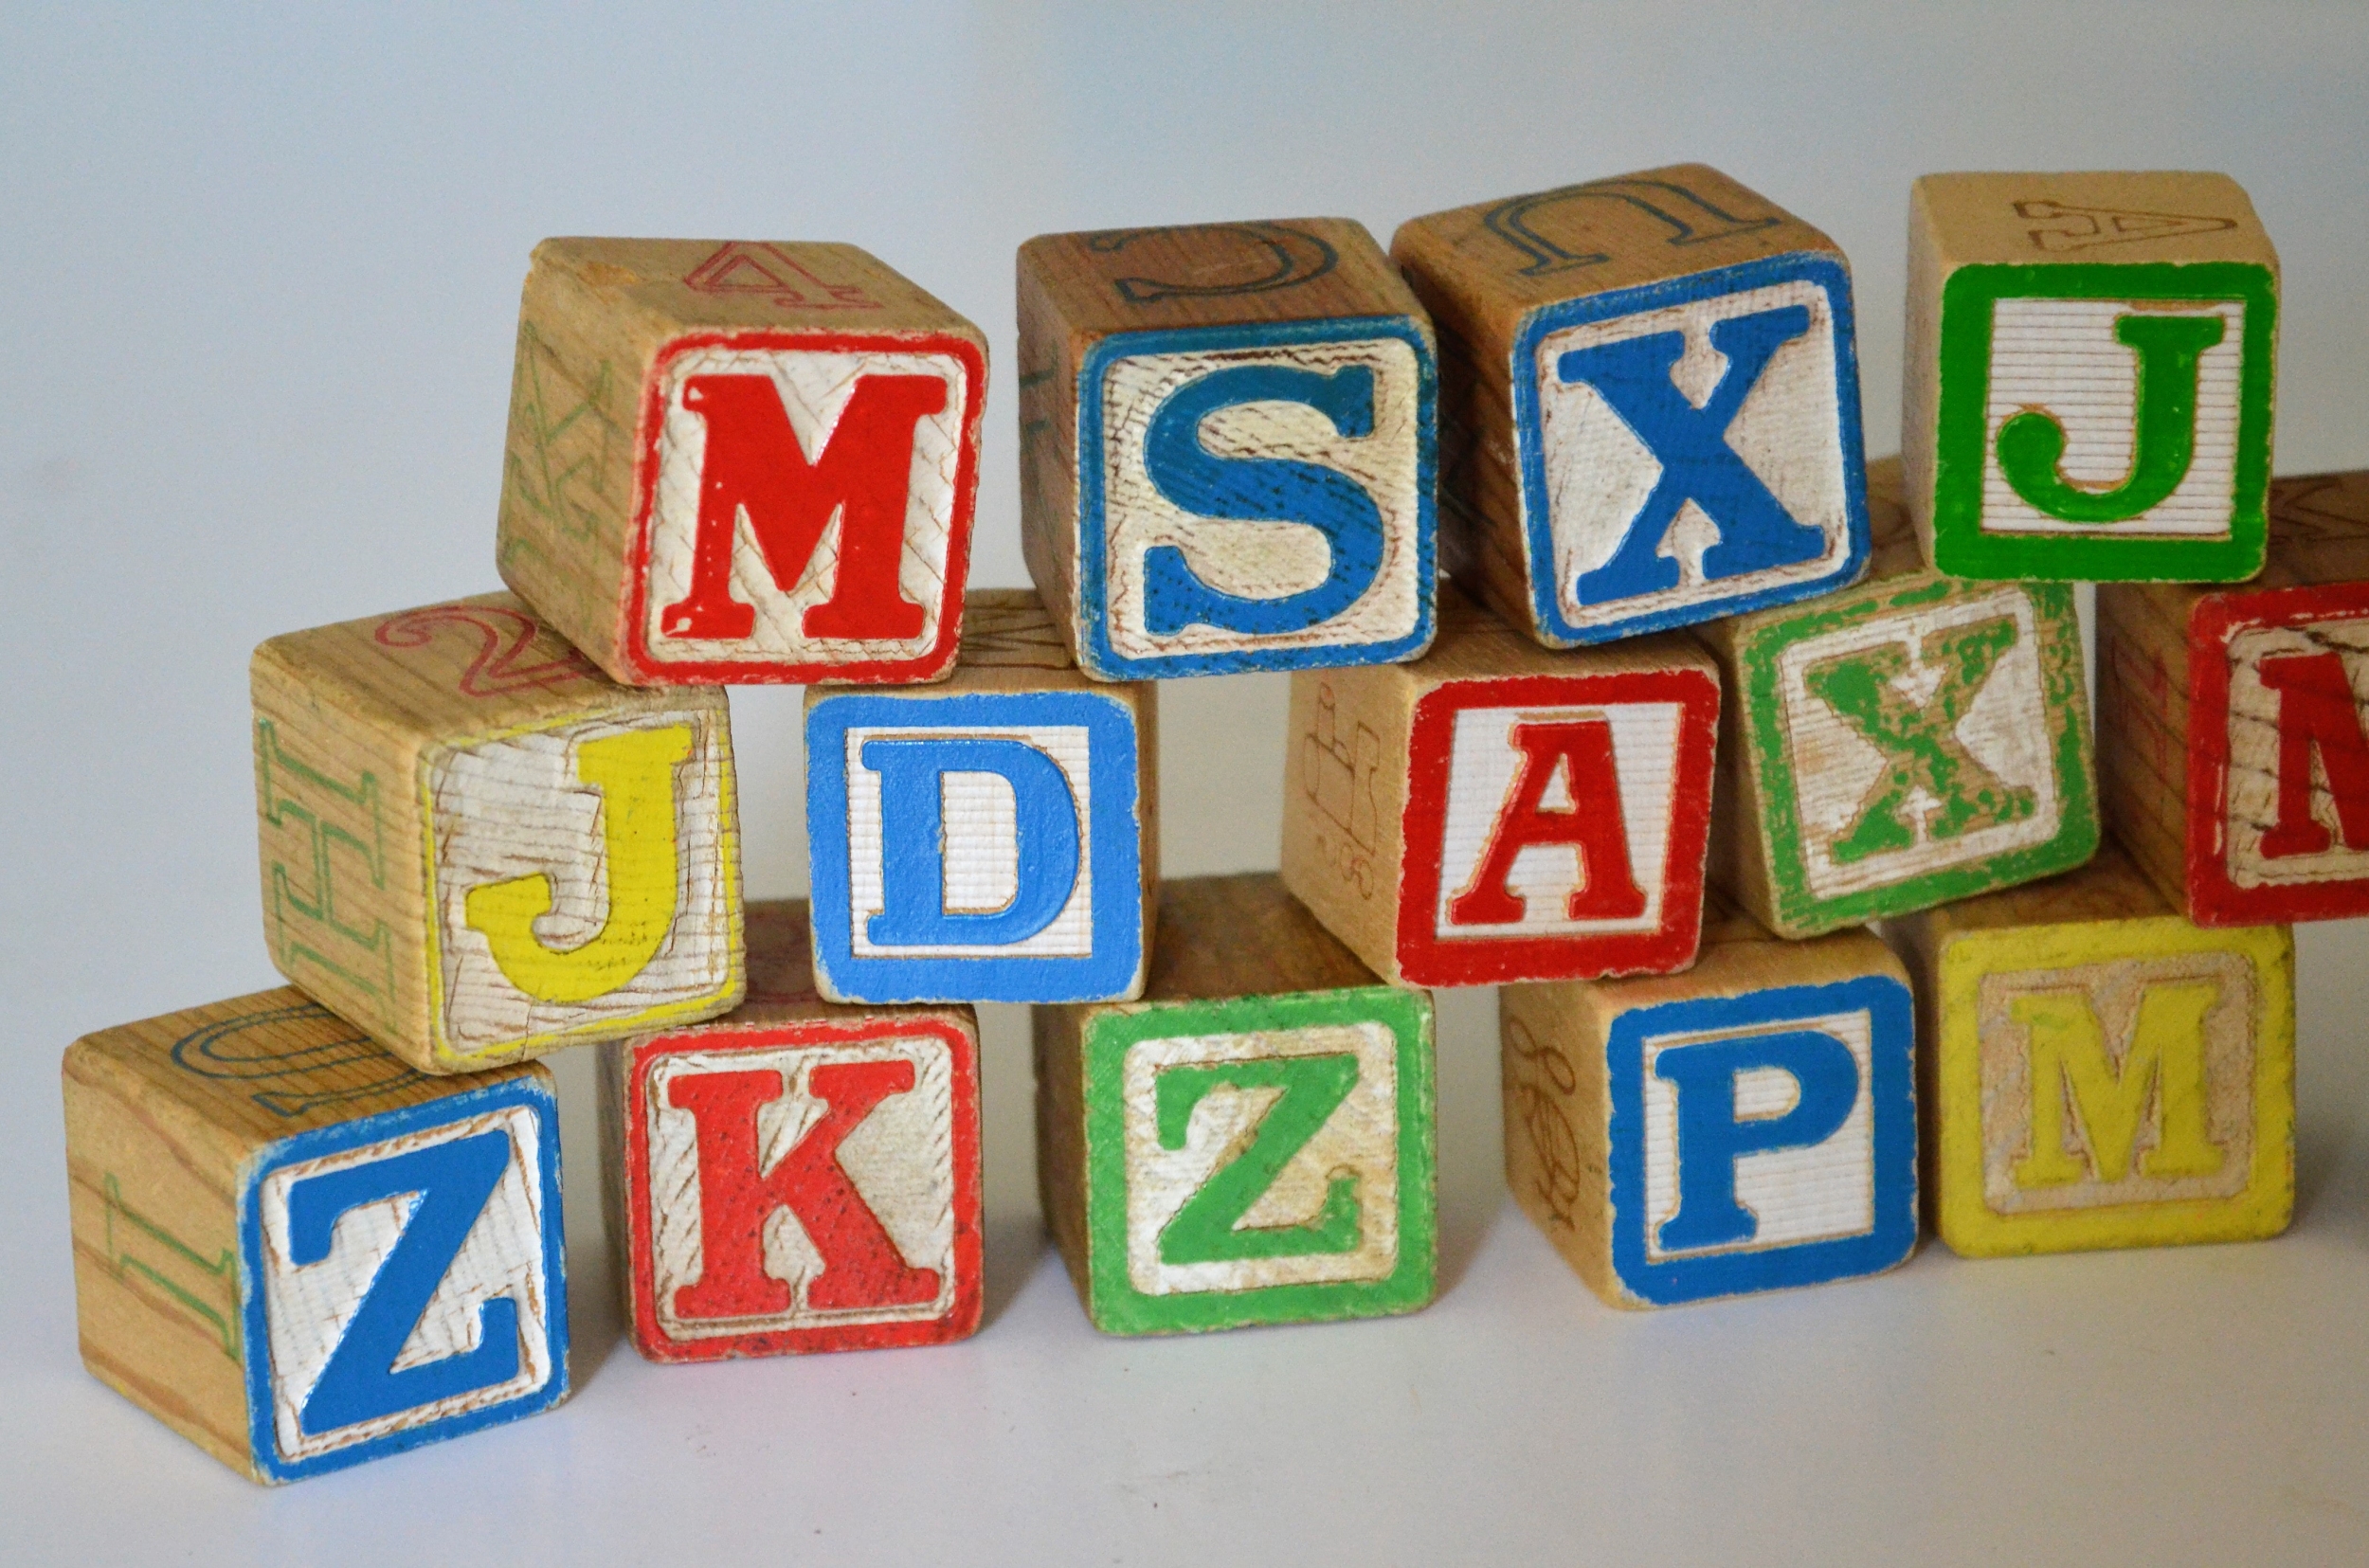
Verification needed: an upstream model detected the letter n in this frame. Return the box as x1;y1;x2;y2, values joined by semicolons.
658;372;947;642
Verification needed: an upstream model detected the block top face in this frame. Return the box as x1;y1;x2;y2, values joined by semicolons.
533;238;983;336
253;593;632;744
239;1070;566;1482
1912;172;2277;271
1018;218;1425;339
2257;469;2369;589
66;988;532;1149
1909;843;2179;941
1139;874;1379;1003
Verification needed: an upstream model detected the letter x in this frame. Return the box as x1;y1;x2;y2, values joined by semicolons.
666;1061;940;1319
1556;303;1828;603
1802;616;2034;865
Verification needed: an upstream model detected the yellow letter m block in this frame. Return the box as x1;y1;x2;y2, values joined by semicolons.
1895;847;2293;1257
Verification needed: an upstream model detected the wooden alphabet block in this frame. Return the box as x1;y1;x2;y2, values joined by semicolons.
1698;458;2098;938
2100;471;2369;924
805;589;1155;1003
1392;164;1872;646
495;238;987;686
1279;587;1719;985
1892;845;2294;1257
600;899;981;1361
1017;219;1437;678
1035;874;1437;1334
63;990;567;1482
1904;171;2279;582
252;592;744;1072
1501;903;1917;1307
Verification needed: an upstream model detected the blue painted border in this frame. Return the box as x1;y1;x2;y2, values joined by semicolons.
240;1074;568;1483
806;689;1146;1002
1509;251;1872;646
1605;974;1914;1306
1076;315;1438;679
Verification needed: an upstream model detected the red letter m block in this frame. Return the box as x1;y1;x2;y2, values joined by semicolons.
625;333;986;684
618;1018;983;1361
1398;668;1720;986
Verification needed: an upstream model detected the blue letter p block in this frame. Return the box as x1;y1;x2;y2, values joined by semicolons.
1606;973;1914;1305
807;689;1151;1003
242;1072;567;1481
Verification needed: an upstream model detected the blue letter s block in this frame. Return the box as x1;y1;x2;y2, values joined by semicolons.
242;1074;567;1481
1607;974;1913;1305
808;690;1148;1003
1077;319;1436;678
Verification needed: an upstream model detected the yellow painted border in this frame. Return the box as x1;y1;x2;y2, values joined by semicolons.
417;703;746;1072
1935;915;2293;1257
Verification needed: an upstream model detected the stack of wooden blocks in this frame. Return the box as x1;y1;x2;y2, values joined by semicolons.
62;166;2356;1483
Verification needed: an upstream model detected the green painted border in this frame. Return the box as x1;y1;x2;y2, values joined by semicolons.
1081;986;1438;1335
1745;574;2098;933
1931;261;2276;581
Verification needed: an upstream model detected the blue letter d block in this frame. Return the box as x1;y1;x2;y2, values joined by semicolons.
808;690;1148;1004
1607;975;1915;1306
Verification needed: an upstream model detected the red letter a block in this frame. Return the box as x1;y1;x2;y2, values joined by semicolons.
1282;589;1719;986
497;239;986;687
603;900;982;1360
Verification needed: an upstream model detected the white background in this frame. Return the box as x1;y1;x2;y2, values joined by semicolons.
6;5;2369;1562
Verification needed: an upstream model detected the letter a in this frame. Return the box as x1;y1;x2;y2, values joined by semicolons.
465;724;693;1002
659;372;947;642
2256;650;2369;858
1448;718;1647;925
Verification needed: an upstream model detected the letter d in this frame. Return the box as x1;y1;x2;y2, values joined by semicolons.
862;738;1081;946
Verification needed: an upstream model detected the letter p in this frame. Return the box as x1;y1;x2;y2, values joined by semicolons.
1653;1029;1859;1253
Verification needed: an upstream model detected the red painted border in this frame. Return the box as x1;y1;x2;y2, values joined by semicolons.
618;329;987;685
1395;668;1720;986
2189;580;2369;925
622;1016;984;1361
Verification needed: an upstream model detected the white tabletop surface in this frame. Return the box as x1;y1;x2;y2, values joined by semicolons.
6;5;2369;1563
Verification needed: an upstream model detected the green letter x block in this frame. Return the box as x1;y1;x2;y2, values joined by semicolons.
1905;171;2279;582
1698;460;2098;938
1035;874;1438;1334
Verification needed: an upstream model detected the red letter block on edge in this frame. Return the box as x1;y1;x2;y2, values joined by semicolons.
602;899;982;1360
497;238;986;687
1281;588;1719;986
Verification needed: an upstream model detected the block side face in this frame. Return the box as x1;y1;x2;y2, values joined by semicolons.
1740;577;2098;935
1277;666;1415;984
806;689;1148;1003
422;696;744;1070
1510;252;1872;645
621;1016;983;1360
1075;316;1438;678
1080;989;1438;1334
496;275;646;681
621;329;986;684
2190;582;2369;923
239;1072;568;1482
63;1054;258;1478
1932;920;2293;1257
1928;261;2276;581
1016;257;1088;671
1603;974;1918;1306
1497;984;1617;1302
2093;584;2200;910
1397;667;1718;984
251;663;432;1058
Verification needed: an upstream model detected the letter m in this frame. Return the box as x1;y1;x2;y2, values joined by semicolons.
2256;650;2369;858
256;719;398;1027
2011;982;2226;1188
657;371;948;643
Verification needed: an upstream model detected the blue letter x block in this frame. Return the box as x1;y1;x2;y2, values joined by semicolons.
1605;973;1914;1305
1510;253;1872;645
807;690;1149;1003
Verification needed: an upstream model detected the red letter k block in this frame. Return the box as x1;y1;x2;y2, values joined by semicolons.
666;1061;942;1320
1448;717;1648;926
660;372;948;644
